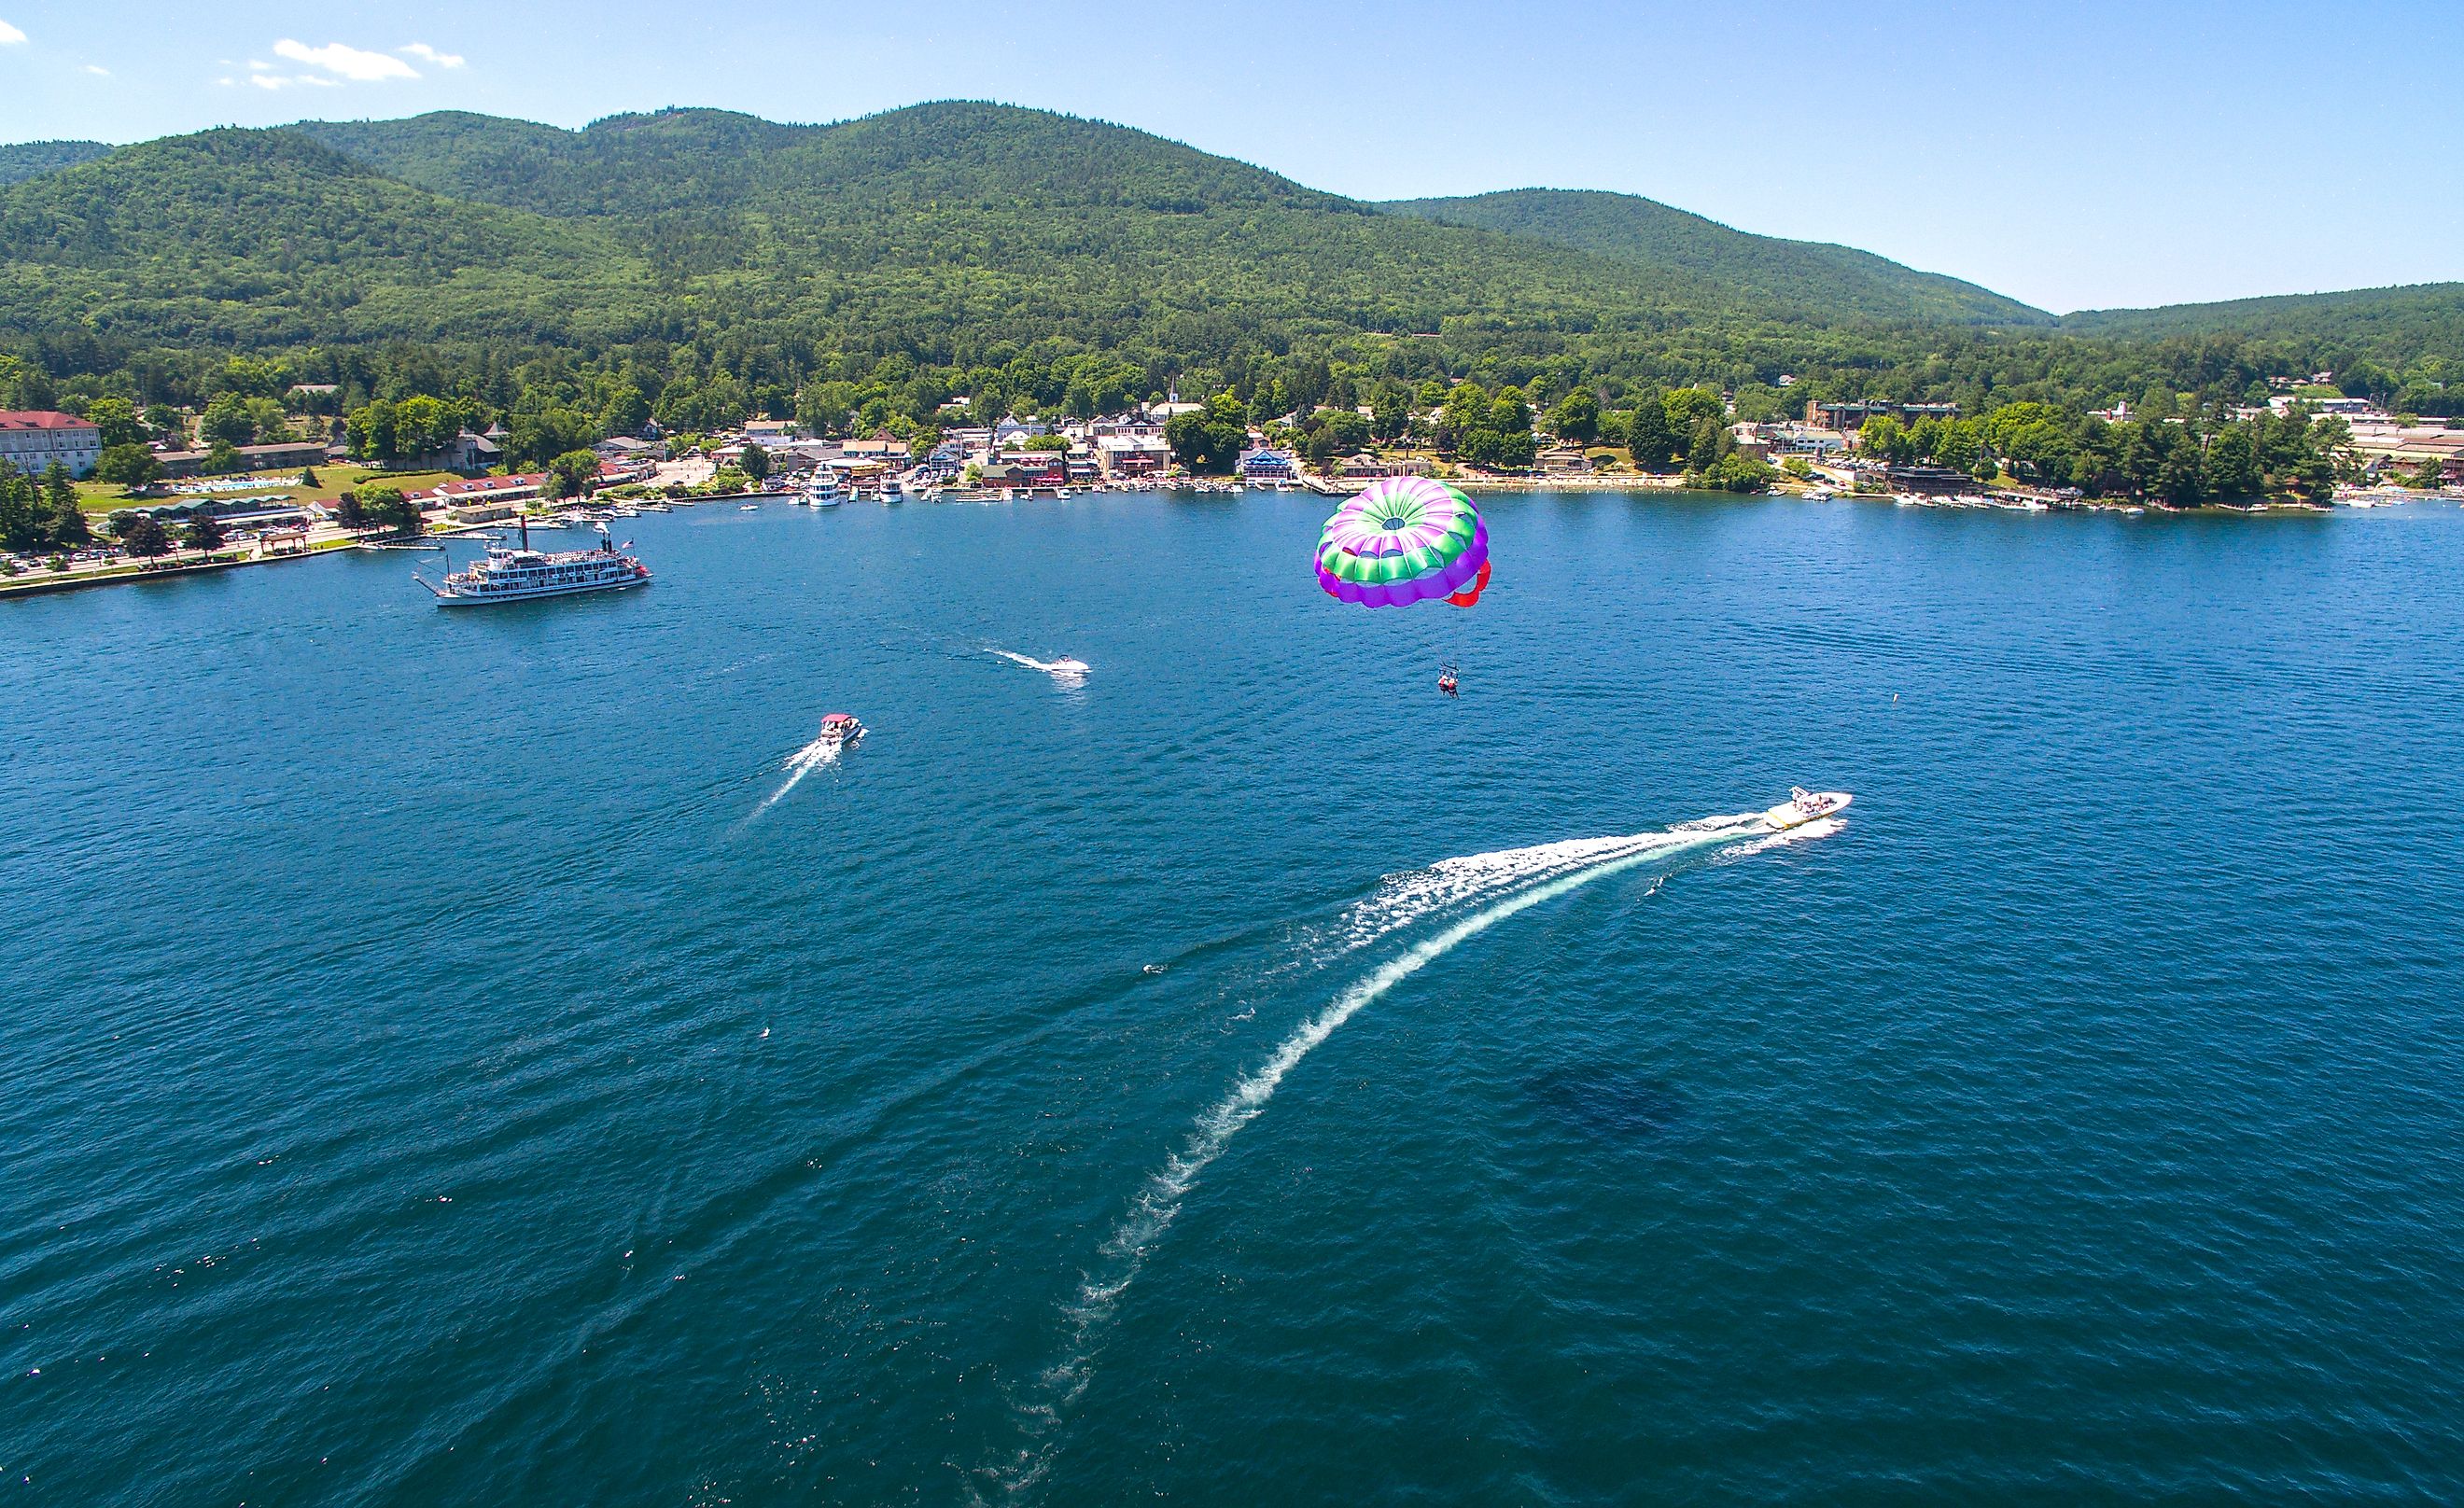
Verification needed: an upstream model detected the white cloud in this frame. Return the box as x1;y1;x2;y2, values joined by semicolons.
82;63;105;75
216;76;234;87
249;73;287;90
272;38;418;82
0;20;26;46
399;42;464;69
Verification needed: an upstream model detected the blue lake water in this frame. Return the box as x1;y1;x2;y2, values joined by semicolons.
5;492;2463;1503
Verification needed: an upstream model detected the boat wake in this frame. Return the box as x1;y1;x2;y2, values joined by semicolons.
990;649;1091;687
749;733;840;817
987;804;1848;1499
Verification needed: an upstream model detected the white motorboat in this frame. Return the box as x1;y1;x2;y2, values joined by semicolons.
815;712;863;749
805;469;843;508
1761;788;1852;831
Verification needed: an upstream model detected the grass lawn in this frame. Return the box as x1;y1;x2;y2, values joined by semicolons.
78;467;461;516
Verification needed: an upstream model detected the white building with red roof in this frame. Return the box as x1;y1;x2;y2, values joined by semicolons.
0;411;103;479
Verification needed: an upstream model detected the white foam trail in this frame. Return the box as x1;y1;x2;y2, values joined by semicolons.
992;808;1834;1498
990;649;1090;687
1327;817;1759;953
749;735;838;817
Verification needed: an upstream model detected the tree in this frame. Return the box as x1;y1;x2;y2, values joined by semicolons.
346;402;399;464
182;510;225;554
117;512;173;558
391;396;459;460
546;449;601;500
199;392;258;447
48;488;91;550
1626;400;1678;471
42;462;75;519
2413;456;2449;491
1698;452;1778;493
244;396;291;443
1729;383;1787;424
85;397;145;448
95;443;162;490
298;467;321;489
597;384;651;437
334;489;366;532
0;473;39;552
349;487;416;537
1165;393;1250;472
1489;388;1532;438
203;440;243;475
1662;387;1726;434
1858;414;1916;465
739;441;771;482
1545;388;1601;444
2205;428;2261;499
356;486;418;537
1684;415;1730;474
507;406;597;468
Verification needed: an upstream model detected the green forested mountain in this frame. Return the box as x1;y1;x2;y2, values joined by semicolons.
285;102;1811;347
0;129;650;348
0;139;111;186
1;104;1944;373
1383;188;2049;327
2062;283;2464;369
0;103;2457;420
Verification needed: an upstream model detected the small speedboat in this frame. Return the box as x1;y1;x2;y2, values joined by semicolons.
1048;658;1091;676
738;502;760;512
816;712;863;749
1762;788;1851;830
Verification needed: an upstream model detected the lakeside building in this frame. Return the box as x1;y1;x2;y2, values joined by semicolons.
153;440;332;479
1238;447;1297;483
839;438;906;465
2345;420;2464;482
1337;454;1430;480
1884;464;1975;496
1095;434;1169;479
2270;393;2376;417
1810;400;1960;431
414;472;550;511
0;411;103;478
1769;424;1849;455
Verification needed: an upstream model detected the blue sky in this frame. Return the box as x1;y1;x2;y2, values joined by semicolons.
1;0;2455;314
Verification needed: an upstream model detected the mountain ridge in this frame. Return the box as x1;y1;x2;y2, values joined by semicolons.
0;104;2455;412
1382;187;2050;327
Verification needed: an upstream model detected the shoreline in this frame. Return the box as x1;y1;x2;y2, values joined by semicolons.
0;484;2422;603
0;536;357;600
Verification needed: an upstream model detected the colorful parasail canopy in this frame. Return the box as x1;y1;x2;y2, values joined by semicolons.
1314;477;1491;608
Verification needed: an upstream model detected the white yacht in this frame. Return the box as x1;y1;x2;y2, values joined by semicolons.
1762;788;1852;831
805;468;843;508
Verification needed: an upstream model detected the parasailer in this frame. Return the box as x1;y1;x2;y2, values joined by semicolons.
1316;477;1491;693
1313;477;1491;609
